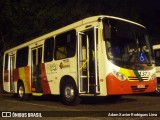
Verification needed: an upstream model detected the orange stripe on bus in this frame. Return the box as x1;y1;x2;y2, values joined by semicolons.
128;69;135;77
24;66;31;93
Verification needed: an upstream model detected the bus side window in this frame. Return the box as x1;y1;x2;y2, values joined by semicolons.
44;37;54;62
4;54;8;70
16;47;29;68
54;30;76;60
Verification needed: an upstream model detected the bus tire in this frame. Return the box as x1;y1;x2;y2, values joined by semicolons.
155;83;160;95
60;79;81;106
17;82;29;100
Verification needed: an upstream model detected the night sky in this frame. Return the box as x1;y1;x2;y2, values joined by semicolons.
0;0;160;48
136;1;160;37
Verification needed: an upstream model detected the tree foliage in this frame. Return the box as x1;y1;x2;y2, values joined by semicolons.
0;0;160;52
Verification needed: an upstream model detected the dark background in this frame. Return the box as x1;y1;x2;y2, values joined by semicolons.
0;0;160;51
0;0;160;91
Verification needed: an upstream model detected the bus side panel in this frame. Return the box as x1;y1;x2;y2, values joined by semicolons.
43;58;77;95
3;67;31;94
3;70;9;92
24;66;31;93
13;68;20;82
97;40;108;96
13;68;19;93
41;63;51;94
18;66;31;93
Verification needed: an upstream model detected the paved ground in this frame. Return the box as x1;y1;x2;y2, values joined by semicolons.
0;93;160;120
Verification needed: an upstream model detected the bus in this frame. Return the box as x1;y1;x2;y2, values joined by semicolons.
153;45;160;94
3;15;156;105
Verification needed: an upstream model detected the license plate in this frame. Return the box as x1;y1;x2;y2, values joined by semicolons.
137;84;145;88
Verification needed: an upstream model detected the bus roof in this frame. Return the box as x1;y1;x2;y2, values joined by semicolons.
153;44;160;50
4;15;145;54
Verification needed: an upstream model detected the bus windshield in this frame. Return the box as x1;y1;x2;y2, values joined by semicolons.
103;18;154;70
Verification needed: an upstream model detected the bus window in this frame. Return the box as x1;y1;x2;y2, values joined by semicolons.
55;30;76;60
44;37;54;62
103;18;154;70
16;47;29;68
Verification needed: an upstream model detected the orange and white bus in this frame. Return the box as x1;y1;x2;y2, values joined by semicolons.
3;15;156;105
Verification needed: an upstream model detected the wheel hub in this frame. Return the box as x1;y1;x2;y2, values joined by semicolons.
19;86;24;98
65;86;74;101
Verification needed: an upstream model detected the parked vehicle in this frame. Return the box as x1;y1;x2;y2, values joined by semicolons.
153;45;160;94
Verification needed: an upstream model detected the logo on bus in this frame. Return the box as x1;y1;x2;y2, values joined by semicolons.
46;63;58;73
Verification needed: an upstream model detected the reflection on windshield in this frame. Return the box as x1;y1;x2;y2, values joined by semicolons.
103;18;154;70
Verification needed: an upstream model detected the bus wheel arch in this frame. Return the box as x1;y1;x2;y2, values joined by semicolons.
60;76;81;106
17;80;29;100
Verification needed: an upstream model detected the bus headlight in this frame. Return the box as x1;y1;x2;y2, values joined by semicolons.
150;74;156;81
113;70;126;81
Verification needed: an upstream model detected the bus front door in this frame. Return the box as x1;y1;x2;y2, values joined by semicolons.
31;47;43;93
78;28;100;94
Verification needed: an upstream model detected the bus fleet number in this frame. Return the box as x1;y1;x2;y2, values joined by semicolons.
138;71;150;77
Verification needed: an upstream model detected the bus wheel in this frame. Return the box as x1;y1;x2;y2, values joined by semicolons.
17;82;29;100
60;79;81;106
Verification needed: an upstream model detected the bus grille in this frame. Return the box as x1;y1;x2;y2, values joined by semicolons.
131;85;149;92
128;76;149;81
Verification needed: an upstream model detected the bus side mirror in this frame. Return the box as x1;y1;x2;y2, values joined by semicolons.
103;24;111;40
